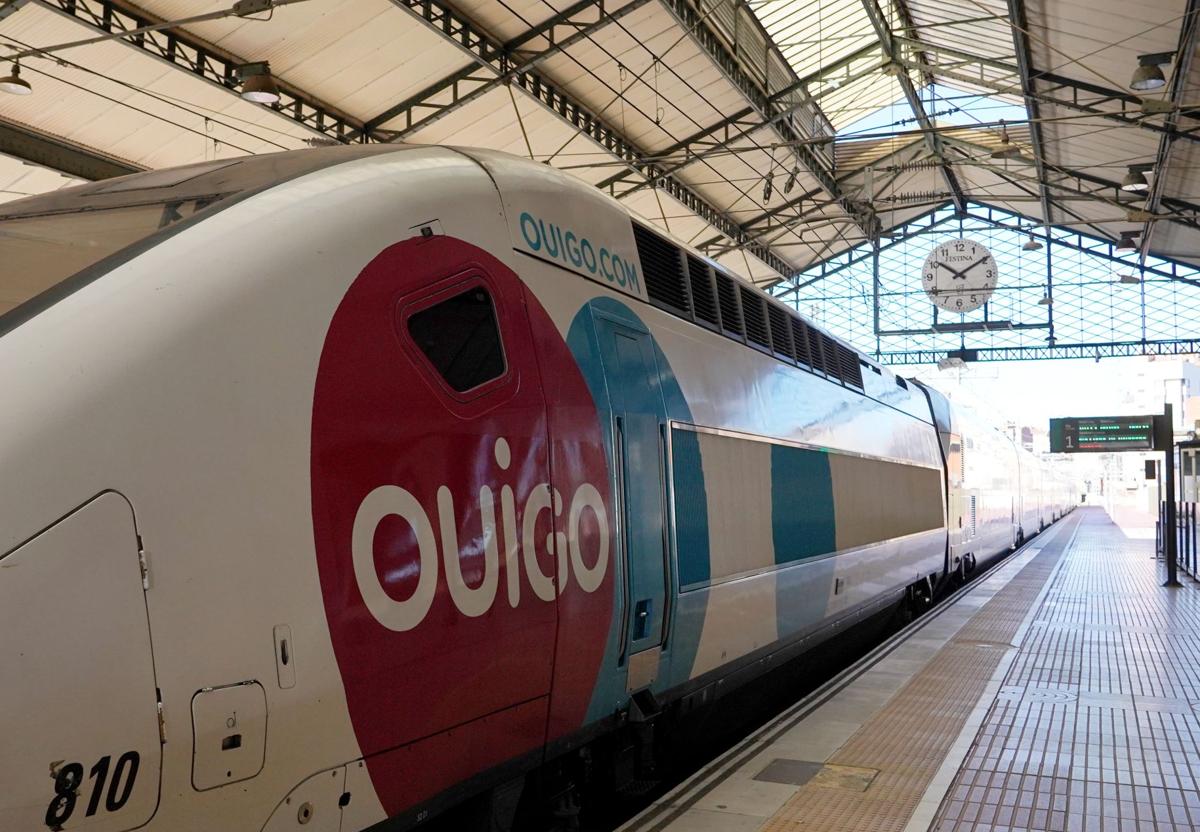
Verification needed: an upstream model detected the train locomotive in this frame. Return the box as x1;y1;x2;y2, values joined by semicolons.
0;145;1073;832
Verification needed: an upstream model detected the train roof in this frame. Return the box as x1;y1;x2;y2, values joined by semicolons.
0;144;895;388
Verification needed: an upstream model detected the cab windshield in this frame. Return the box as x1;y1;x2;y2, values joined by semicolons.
0;145;408;329
1;199;215;317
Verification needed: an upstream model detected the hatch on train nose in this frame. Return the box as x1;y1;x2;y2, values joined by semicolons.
0;492;162;831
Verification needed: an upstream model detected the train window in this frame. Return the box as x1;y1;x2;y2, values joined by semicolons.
406;286;506;393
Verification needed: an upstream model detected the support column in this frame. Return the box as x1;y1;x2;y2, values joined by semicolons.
1164;402;1181;587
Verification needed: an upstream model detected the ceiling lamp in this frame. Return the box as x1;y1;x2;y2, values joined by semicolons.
239;61;280;104
0;62;31;95
1023;234;1043;251
1117;273;1142;284
1131;52;1173;92
1121;164;1152;193
1116;230;1140;251
783;165;799;195
990;120;1022;159
1038;294;1052;306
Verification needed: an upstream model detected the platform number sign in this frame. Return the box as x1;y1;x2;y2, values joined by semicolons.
922;238;997;313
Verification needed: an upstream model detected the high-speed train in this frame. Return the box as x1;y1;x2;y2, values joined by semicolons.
0;145;1072;832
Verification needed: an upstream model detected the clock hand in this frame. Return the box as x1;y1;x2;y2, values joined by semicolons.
944;256;991;281
939;261;970;281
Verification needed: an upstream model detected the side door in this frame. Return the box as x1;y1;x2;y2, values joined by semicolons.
594;313;670;691
0;492;161;832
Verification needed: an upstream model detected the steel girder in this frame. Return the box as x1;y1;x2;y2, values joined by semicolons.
880;338;1200;364
33;0;364;142
359;0;653;139
775;200;1200;303
859;0;967;212
891;35;1200;146
0;117;141;180
384;0;798;278
1139;0;1200;264
655;0;875;237
596;42;887;198
929;132;1200;234
1004;0;1054;229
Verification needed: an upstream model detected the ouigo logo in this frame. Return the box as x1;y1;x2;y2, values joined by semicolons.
517;211;641;293
352;437;610;631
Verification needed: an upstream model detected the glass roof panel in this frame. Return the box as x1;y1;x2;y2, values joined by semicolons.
749;0;879;80
770;203;1200;364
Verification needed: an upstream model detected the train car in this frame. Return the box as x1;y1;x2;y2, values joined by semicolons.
0;145;1070;832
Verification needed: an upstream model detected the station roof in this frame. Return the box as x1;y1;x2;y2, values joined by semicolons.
0;0;1197;313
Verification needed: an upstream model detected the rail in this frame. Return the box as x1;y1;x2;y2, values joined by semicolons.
1157;500;1199;579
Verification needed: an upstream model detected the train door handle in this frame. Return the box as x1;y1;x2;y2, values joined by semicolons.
633;599;652;640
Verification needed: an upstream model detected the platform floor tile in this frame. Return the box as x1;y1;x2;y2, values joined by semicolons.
622;509;1200;832
931;510;1200;832
757;516;1075;832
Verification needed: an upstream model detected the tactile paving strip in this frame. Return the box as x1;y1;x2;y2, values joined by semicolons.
760;516;1079;832
931;510;1200;832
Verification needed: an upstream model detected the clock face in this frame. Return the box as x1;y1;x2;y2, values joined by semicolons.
922;238;997;313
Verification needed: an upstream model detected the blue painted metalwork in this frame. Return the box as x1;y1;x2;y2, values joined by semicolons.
771;202;1200;364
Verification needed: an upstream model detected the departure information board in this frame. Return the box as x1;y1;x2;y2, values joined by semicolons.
1049;415;1158;453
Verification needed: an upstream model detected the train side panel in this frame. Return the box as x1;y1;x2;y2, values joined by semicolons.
0;145;1076;832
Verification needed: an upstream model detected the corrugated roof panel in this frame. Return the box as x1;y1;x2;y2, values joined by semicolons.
715;249;784;285
1028;0;1181;94
464;0;594;43
1038;108;1163;188
904;0;1014;63
821;73;906;131
0;4;313;169
670;125;823;218
0;154;83;205
533;3;755;154
1150;223;1200;269
753;0;878;79
136;0;461;121
621;187;730;254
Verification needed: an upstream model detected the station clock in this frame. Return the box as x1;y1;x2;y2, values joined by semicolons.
922;238;997;313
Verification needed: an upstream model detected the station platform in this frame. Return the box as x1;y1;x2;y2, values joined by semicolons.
622;507;1200;832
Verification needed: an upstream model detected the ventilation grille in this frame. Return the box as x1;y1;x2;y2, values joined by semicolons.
715;273;743;338
806;327;825;374
740;287;770;349
618;225;871;397
686;255;719;328
791;317;811;368
633;223;689;315
838;346;864;389
818;333;839;377
767;304;792;357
